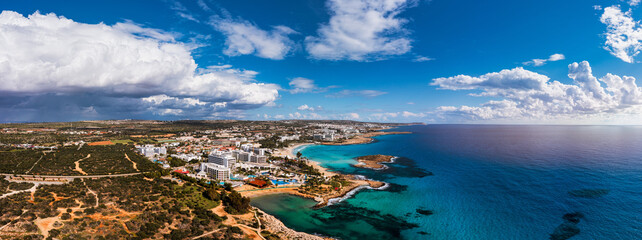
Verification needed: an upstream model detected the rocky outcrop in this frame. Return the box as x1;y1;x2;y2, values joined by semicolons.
256;208;331;240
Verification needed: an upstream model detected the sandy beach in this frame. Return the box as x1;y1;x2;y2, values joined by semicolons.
239;179;384;208
274;142;314;158
278;142;338;177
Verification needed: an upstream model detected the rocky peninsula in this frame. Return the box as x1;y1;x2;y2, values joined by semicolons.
352;154;396;170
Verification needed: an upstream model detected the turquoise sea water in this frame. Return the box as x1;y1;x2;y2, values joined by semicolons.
251;125;642;240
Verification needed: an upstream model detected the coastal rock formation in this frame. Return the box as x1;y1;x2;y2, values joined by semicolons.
385;183;408;193
256;208;328;240
315;177;387;208
549;212;584;240
568;188;609;198
355;157;433;179
353;155;395;170
314;203;419;239
416;208;433;216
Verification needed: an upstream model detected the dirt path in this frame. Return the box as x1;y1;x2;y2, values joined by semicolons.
192;228;225;239
124;153;139;172
48;192;71;206
82;180;99;207
73;154;91;175
24;154;44;174
0;183;38;200
197;205;265;240
254;210;262;232
0;210;28;231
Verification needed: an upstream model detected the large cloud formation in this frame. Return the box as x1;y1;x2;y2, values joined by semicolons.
0;11;279;122
305;0;415;61
431;61;642;122
600;6;642;63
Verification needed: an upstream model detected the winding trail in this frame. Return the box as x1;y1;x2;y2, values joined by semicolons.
0;183;39;200
82;179;99;207
0;210;29;231
124;153;139;172
73;154;91;175
192;205;265;240
253;210;262;233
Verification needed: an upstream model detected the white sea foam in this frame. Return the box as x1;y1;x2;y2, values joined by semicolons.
357;155;397;170
326;178;390;206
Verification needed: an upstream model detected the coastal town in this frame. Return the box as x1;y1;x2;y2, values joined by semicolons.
0;120;416;239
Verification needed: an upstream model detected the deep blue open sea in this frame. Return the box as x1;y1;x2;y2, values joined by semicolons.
251;125;642;240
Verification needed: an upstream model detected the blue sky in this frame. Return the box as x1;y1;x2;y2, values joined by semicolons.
2;0;642;124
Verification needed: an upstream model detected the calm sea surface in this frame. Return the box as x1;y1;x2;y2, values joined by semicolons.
251;125;642;240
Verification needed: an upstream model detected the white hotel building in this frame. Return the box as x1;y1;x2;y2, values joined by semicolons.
200;163;230;181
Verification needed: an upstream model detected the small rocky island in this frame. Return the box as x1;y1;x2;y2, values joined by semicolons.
353;154;396;170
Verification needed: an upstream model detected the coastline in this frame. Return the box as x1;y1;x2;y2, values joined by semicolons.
254;208;333;240
246;130;406;239
252;135;397;205
239;178;385;208
283;143;337;177
277;142;314;159
319;131;411;146
315;177;386;208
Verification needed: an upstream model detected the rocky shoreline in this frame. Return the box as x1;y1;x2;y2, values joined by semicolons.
241;177;387;208
313;177;386;208
255;208;333;240
352;154;396;170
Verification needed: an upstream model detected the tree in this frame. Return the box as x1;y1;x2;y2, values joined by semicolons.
203;188;220;201
222;190;250;214
296;151;302;159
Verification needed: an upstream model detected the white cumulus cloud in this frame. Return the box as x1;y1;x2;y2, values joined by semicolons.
211;17;296;60
600;6;642;63
431;67;549;91
305;0;415;61
432;61;642;122
297;104;316;111
523;53;565;66
289;77;317;93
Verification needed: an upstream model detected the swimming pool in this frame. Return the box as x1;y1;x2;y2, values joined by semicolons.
271;179;298;185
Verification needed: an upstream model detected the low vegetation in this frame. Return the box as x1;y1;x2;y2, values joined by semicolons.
0;145;160;175
0;175;240;239
0;177;34;195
